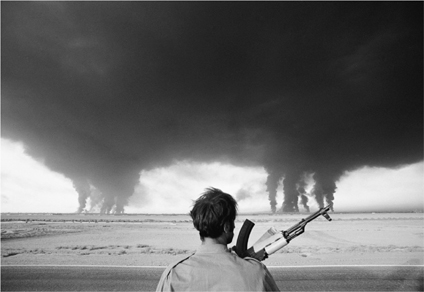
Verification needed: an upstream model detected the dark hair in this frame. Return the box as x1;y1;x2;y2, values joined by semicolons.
190;187;238;239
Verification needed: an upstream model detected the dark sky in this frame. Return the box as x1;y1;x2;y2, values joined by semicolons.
2;2;423;213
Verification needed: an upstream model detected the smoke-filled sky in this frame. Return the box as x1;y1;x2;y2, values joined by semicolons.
2;2;423;214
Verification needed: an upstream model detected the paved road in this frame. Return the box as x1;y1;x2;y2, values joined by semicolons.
2;265;423;291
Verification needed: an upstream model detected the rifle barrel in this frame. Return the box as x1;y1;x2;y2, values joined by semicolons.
283;205;332;235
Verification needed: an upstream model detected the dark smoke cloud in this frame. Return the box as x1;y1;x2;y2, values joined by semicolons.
2;2;422;213
296;175;310;212
72;178;91;213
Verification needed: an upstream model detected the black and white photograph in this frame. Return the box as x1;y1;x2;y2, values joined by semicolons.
1;2;423;291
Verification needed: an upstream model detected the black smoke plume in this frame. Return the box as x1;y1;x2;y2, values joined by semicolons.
73;178;91;213
297;176;310;212
2;2;422;213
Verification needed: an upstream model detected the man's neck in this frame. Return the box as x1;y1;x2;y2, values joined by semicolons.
202;236;227;246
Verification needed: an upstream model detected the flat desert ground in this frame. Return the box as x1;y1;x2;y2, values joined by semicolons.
1;212;423;267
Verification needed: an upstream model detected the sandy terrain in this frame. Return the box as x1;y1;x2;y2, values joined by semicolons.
1;213;423;267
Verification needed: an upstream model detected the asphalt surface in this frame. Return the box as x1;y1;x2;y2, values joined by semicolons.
2;265;423;291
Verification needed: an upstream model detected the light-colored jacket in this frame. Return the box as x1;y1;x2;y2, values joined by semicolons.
156;243;280;291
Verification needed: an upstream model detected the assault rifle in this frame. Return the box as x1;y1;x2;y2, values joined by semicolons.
232;205;332;261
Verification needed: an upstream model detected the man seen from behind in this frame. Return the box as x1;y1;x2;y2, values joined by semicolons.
156;187;279;291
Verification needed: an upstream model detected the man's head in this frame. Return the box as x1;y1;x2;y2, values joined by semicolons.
190;187;238;243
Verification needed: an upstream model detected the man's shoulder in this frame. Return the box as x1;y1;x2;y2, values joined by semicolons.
156;254;196;292
170;254;194;266
161;253;194;276
231;253;268;271
242;256;263;264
